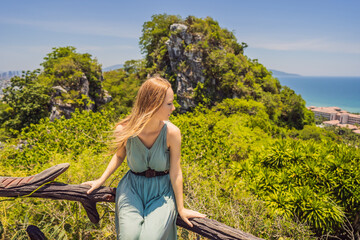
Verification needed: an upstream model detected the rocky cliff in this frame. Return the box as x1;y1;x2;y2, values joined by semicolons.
161;21;248;112
165;24;206;111
49;73;112;121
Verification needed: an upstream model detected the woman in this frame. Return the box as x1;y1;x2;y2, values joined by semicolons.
82;76;205;239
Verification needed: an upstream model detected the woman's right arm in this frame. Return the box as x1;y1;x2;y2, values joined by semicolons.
82;126;127;194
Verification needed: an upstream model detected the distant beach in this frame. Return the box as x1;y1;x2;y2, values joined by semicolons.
275;76;360;114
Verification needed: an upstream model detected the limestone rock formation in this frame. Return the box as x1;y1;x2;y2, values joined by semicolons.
49;74;112;121
166;23;207;112
49;86;72;121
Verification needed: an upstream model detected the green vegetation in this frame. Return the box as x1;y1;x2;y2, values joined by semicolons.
0;70;51;135
0;110;118;239
40;46;102;93
235;138;360;235
139;14;314;130
0;14;359;240
0;46;105;139
0;103;316;239
324;125;360;148
101;60;146;116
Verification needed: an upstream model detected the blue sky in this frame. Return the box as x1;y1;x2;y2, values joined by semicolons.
1;0;359;76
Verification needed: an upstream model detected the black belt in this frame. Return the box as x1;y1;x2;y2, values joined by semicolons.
131;168;169;178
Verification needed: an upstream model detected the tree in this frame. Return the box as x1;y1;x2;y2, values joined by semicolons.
40;46;103;99
278;86;309;130
0;47;108;134
38;46;111;120
0;70;51;134
102;67;142;117
139;14;182;69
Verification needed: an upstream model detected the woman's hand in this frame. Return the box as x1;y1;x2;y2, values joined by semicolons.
81;179;104;194
178;208;206;227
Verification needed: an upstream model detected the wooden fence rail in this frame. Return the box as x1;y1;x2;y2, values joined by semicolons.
0;163;263;240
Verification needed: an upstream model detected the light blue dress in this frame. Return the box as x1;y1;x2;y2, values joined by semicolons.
115;122;178;240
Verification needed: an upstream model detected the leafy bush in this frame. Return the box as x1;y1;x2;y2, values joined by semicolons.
0;70;51;134
0;109;114;169
233;138;360;236
102;63;144;118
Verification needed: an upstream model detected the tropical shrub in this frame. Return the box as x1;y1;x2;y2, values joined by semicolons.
232;138;360;237
0;70;51;134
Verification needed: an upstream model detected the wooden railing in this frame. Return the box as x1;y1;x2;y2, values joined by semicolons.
0;163;263;240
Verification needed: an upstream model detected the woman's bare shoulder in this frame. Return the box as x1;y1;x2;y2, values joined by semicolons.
115;123;126;132
166;121;181;137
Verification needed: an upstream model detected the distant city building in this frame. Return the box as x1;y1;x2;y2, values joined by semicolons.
0;71;21;80
0;71;21;95
308;106;360;134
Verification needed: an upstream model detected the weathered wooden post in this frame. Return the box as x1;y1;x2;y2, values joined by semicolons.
26;225;48;240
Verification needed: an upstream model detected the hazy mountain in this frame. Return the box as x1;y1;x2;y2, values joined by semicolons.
102;64;124;72
269;69;301;77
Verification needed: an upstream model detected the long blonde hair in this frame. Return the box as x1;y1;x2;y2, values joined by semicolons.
112;76;171;152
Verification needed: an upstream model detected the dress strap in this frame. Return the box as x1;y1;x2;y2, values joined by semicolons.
162;122;168;150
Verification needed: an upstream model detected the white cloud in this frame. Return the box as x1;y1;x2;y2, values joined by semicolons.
0;17;140;39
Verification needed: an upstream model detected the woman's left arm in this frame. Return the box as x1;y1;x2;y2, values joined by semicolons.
168;125;206;227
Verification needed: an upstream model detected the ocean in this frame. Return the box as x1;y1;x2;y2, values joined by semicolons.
275;76;360;114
